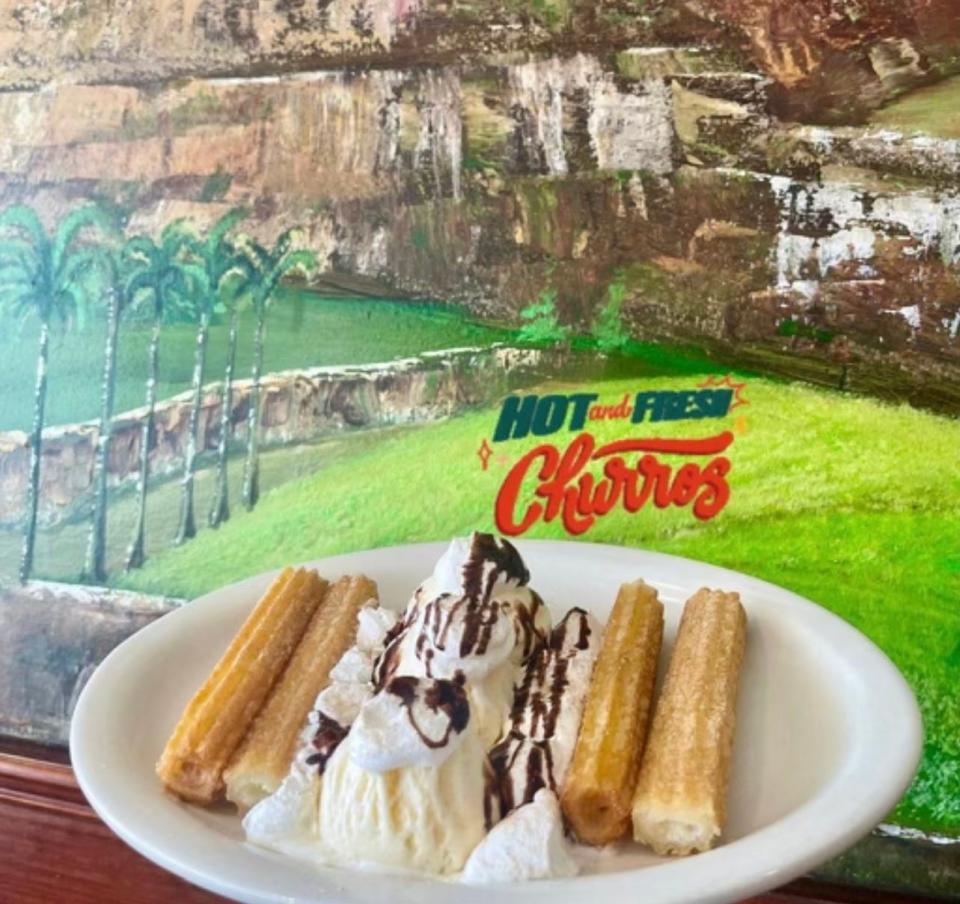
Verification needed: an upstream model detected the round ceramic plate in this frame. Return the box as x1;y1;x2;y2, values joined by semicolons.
71;540;922;904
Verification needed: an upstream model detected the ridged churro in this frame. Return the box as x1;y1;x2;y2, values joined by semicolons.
224;574;379;810
156;567;326;803
560;580;663;845
631;588;747;855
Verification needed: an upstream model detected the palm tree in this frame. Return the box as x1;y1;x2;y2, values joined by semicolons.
208;254;252;528
238;230;316;511
0;203;114;583
83;229;134;586
122;222;195;571
175;208;248;545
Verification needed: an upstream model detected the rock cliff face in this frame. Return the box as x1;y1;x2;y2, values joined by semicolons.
0;1;958;410
0;345;551;526
1;0;956;116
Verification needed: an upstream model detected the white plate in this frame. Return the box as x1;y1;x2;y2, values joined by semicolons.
70;540;922;904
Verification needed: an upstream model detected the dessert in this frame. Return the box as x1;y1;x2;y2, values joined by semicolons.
561;580;664;844
157;567;326;802
631;588;747;855
162;533;750;882
244;533;606;879
224;574;378;810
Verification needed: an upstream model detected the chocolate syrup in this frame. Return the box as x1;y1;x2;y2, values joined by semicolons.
484;734;555;828
424;533;541;663
483;607;593;823
522;739;554;805
384;673;470;749
570;607;593;650
372;607;412;691
460;534;529;598
305;712;349;774
514;590;549;662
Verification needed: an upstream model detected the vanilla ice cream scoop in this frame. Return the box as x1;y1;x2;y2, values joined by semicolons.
318;711;489;874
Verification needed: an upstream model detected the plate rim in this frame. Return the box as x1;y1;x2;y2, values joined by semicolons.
70;539;923;904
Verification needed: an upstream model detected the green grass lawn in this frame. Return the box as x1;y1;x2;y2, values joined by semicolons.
0;289;513;432
0;431;390;585
113;374;960;836
870;74;960;138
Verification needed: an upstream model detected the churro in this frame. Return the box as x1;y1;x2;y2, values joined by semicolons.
631;588;747;855
560;580;663;845
224;574;378;809
156;567;326;802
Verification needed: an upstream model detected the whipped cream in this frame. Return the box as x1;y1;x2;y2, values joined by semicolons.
243;761;318;845
349;674;471;771
356;605;399;652
370;534;549;754
311;602;398;734
462;789;578;884
314;681;371;726
329;647;375;684
487;607;601;819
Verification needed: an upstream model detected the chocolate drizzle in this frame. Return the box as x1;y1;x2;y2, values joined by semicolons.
372;607;413;691
384;673;470;749
415;629;436;677
305;713;349;774
432;534;540;662
483;607;595;824
384;534;543;683
508;608;591;740
423;592;457;653
461;534;529;598
514;590;549;663
569;607;593;651
484;734;555;828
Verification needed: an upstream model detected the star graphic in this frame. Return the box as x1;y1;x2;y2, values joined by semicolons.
477;438;493;471
697;374;749;410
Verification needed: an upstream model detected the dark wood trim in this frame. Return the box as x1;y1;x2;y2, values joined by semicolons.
0;744;948;903
0;751;93;817
0;748;226;903
0;736;70;763
781;878;946;904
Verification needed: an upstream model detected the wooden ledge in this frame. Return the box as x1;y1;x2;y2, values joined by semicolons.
0;750;93;818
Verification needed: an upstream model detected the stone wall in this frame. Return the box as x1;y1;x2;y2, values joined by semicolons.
0;580;176;745
0;345;549;527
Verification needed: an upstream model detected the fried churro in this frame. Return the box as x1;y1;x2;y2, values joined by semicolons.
156;567;326;803
560;580;663;845
224;574;379;810
631;588;747;855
